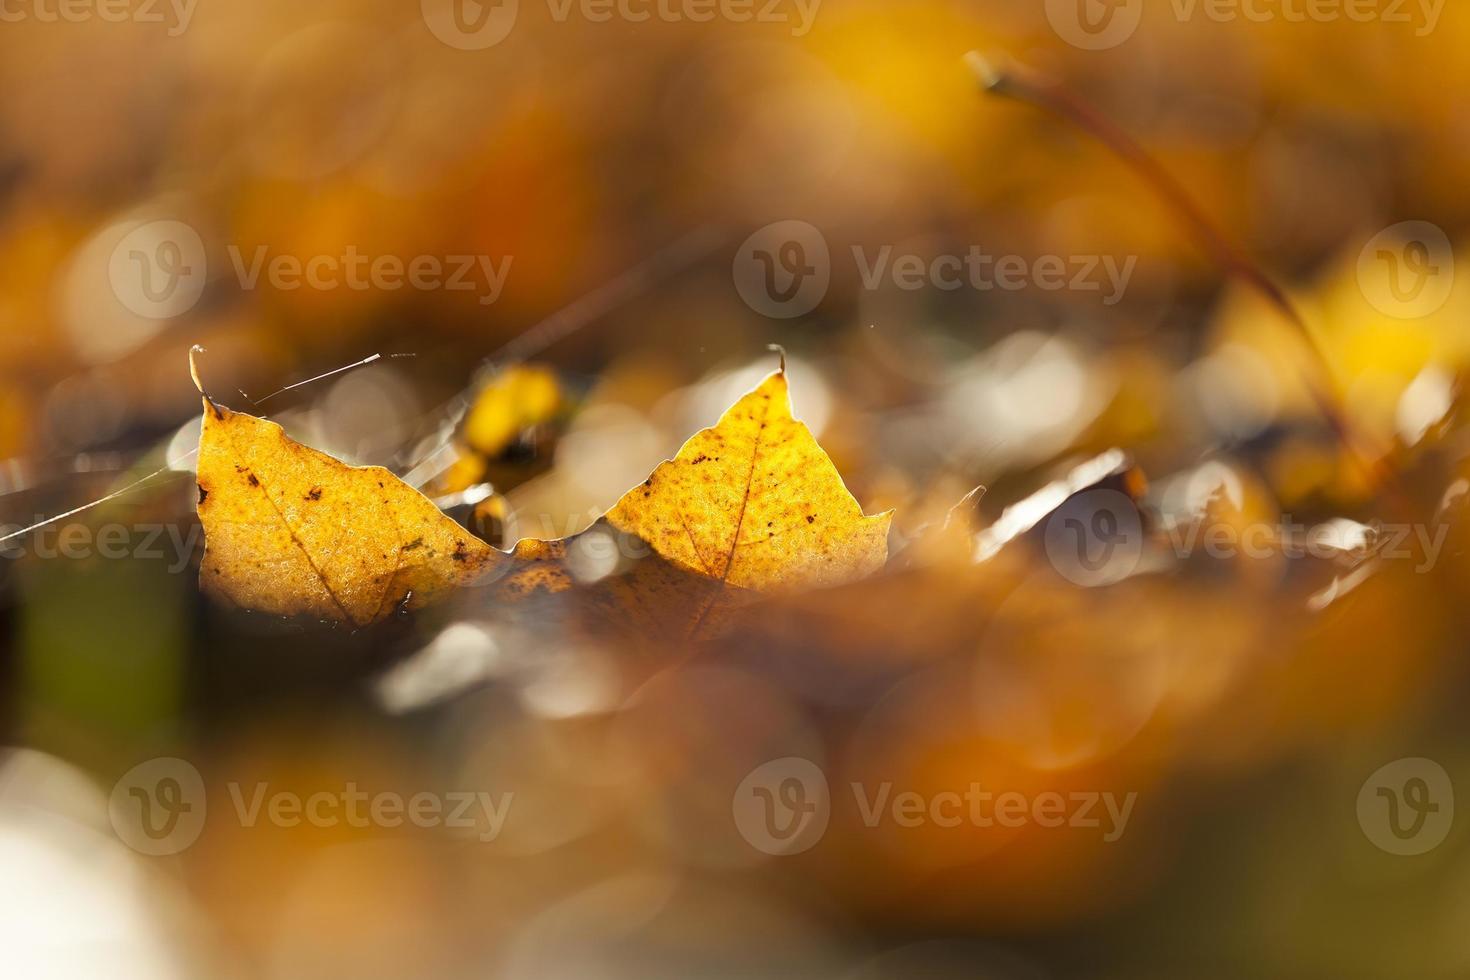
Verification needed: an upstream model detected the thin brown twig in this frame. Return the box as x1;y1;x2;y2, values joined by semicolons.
967;52;1396;493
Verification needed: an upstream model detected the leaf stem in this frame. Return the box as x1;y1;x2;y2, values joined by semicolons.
190;344;222;419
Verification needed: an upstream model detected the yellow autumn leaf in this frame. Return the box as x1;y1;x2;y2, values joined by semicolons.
196;399;504;626
489;368;893;641
605;368;891;593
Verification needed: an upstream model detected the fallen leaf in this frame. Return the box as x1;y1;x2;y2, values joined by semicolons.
197;399;504;626
488;368;893;641
606;368;892;593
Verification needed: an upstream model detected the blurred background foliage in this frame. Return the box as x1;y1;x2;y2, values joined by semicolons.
4;1;1470;977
